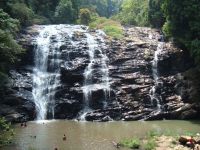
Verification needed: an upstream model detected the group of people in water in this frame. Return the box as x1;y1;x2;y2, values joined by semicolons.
54;134;67;150
20;121;200;150
20;121;67;150
20;121;27;127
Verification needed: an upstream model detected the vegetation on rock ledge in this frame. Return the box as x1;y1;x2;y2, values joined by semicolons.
0;118;14;147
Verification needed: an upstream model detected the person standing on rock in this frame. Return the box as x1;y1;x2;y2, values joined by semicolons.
188;136;196;150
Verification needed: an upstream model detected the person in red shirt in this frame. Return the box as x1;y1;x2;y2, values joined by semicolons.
188;136;196;150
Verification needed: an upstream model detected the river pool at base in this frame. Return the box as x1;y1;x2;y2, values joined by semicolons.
4;120;200;150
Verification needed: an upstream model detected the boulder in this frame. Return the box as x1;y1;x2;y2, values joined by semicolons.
179;136;189;145
0;105;25;122
180;109;198;119
54;99;82;119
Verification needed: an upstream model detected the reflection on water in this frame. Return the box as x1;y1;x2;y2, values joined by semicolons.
4;120;200;150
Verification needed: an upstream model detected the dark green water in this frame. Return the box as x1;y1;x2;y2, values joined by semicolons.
4;120;200;150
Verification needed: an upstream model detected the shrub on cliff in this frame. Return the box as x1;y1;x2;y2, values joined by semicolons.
79;8;91;25
89;17;124;39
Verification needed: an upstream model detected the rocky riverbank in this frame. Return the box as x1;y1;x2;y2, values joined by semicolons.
155;135;200;150
0;25;200;122
120;134;200;150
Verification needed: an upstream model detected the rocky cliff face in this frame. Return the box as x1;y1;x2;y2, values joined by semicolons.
0;25;199;122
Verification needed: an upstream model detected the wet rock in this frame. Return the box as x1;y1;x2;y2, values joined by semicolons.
145;111;170;121
158;49;194;76
179;136;189;145
72;31;86;41
1;25;196;122
180;109;198;119
3;96;27;106
169;104;198;119
102;116;113;122
0;104;17;115
122;84;151;93
4;113;24;123
9;71;33;91
85;112;105;121
123;113;145;121
0;105;24;122
54;99;82;119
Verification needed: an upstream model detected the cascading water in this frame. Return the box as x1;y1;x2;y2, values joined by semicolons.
32;24;109;120
150;38;164;111
33;25;62;120
97;30;110;102
81;31;110;120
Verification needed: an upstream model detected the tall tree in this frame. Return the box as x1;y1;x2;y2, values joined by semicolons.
0;9;23;83
79;8;91;25
114;0;149;26
148;0;165;28
80;0;121;18
162;0;200;64
54;0;75;23
29;0;59;22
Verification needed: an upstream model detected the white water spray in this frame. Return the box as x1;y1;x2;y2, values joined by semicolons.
150;38;164;110
81;31;110;120
33;25;63;120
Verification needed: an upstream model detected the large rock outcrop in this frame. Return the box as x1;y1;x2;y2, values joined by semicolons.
0;25;199;122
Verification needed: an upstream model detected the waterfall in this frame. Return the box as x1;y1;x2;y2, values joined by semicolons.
150;38;164;110
33;25;62;120
32;24;109;120
81;31;110;120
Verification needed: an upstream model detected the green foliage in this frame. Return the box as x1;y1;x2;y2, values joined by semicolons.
113;0;149;26
0;29;24;64
148;0;165;28
89;17;107;28
0;117;14;147
171;140;177;145
1;0;122;25
103;25;123;39
79;8;91;25
0;9;20;34
0;9;24;80
162;0;200;65
28;0;59;22
2;0;80;25
54;0;76;23
144;139;157;150
190;39;200;65
120;138;140;149
32;15;50;25
9;2;34;26
144;131;158;150
80;0;122;18
147;131;160;138
89;17;124;39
